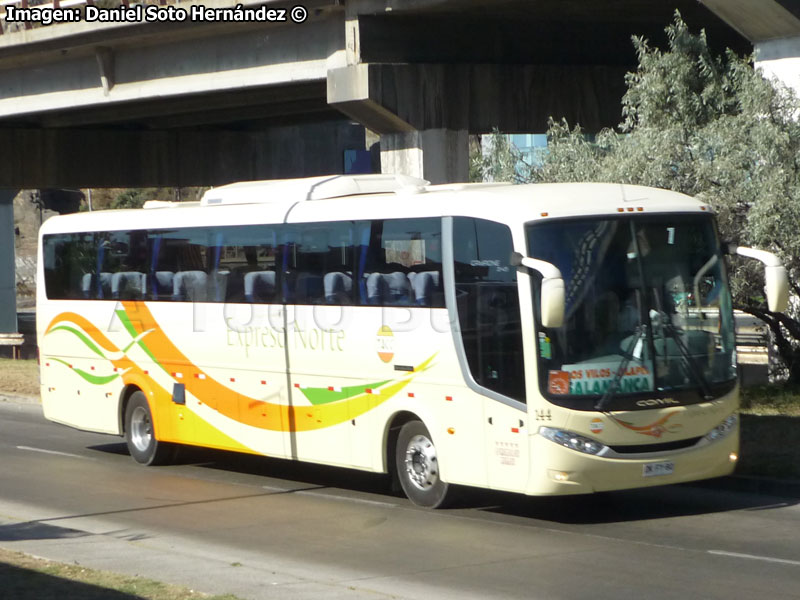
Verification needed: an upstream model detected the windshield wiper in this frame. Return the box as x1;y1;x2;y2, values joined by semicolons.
653;310;713;401
595;324;645;412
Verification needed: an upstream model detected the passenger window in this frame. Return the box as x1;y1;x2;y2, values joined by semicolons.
217;226;280;304
154;228;211;302
43;233;98;300
148;226;281;303
453;217;525;402
284;222;356;305
360;218;444;307
97;231;148;300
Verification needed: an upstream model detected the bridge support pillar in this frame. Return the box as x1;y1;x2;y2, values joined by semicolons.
380;129;468;184
756;36;800;97
0;190;18;334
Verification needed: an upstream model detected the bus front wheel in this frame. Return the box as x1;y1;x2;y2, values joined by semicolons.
395;420;452;508
124;391;175;466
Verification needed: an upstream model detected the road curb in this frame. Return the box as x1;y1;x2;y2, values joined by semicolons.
0;392;40;405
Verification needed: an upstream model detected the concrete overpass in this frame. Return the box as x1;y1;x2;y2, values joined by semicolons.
0;0;754;333
700;0;800;93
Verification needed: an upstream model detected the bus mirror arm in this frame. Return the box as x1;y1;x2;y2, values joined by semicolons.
510;252;565;328
728;245;789;313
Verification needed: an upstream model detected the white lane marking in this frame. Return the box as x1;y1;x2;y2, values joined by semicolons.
17;446;91;460
708;550;800;567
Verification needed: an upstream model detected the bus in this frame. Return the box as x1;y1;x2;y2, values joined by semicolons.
37;175;789;507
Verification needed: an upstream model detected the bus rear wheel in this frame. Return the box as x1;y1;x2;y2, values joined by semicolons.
124;391;175;466
395;420;452;508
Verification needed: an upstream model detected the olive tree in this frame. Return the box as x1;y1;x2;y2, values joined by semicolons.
529;14;800;381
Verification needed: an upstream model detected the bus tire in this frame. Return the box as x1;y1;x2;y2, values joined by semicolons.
395;420;452;508
124;391;174;466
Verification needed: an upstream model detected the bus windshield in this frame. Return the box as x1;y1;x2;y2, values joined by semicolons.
527;214;736;410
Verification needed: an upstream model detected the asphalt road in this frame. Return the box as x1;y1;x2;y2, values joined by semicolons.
1;400;799;600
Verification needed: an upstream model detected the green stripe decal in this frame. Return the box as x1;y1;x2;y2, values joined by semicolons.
51;358;120;385
300;379;391;405
47;325;107;359
115;310;167;373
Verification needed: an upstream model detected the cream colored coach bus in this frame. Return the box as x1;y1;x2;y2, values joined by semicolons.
37;175;788;507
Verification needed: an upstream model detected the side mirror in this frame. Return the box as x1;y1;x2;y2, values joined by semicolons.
730;246;789;313
511;252;565;328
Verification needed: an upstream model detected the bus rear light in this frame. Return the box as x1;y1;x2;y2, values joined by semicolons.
445;395;453;401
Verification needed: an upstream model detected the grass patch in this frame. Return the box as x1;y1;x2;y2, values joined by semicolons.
738;384;800;480
0;358;40;397
738;414;800;480
740;384;800;416
0;548;242;600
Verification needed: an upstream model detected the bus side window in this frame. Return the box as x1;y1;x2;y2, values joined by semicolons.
452;217;525;402
94;231;147;301
217;225;279;304
43;233;98;300
361;218;444;307
283;222;356;305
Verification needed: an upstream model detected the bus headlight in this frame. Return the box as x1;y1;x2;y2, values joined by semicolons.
539;427;608;456
704;414;738;443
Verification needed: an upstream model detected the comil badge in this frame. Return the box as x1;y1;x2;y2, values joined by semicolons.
376;326;394;362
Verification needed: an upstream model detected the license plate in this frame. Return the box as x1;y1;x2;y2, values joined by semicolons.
643;461;674;477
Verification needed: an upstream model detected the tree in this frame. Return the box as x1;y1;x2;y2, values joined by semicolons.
527;13;800;381
470;130;531;184
110;188;159;210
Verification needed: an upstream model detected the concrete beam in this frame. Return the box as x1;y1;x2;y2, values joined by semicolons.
701;0;800;42
0;190;18;334
329;62;627;134
327;64;415;134
0;9;344;124
0;120;367;188
756;36;800;96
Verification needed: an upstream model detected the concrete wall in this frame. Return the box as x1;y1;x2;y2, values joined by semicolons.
756;37;800;97
0;119;368;188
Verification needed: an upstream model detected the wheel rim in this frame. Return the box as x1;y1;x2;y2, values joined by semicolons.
130;405;153;452
404;434;439;491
